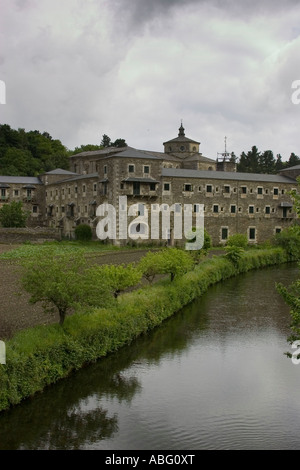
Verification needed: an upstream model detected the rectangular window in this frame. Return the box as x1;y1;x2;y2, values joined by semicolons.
150;183;156;191
143;165;150;174
128;164;135;173
265;206;270;214
221;227;228;240
82;185;86;193
14;190;19;196
249;206;254;214
206;185;212;193
184;184;193;192
224;185;230;193
104;165;107;174
194;204;200;213
164;183;170;191
213;204;219;213
241;186;247;194
32;206;38;213
93;183;97;192
275;227;281;234
273;187;279;195
257;187;263;195
249;227;256;240
230;205;236;214
1;189;6;197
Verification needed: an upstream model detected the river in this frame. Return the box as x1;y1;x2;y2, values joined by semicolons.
0;263;299;450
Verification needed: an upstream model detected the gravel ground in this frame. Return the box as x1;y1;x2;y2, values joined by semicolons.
0;245;160;340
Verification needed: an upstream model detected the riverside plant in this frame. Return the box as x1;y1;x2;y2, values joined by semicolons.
0;246;294;413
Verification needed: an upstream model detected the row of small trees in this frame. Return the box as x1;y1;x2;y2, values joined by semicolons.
21;247;204;326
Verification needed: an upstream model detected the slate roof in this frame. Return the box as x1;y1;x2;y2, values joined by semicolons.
58;173;99;183
0;176;43;185
161;168;296;183
45;168;78;176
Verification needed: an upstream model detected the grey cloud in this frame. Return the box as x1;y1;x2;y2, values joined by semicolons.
112;0;300;29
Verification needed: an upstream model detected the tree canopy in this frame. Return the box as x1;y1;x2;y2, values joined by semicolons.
237;146;299;174
0;125;69;176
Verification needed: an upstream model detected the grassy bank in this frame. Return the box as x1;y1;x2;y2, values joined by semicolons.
0;246;294;412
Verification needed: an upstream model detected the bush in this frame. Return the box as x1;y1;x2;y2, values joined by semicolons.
273;226;300;259
226;233;248;248
74;224;93;242
0;246;291;413
225;245;244;266
0;201;28;228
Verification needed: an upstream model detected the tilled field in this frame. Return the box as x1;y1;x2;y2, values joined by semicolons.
0;245;156;340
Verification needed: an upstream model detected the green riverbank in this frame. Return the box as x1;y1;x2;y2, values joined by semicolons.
0;247;295;412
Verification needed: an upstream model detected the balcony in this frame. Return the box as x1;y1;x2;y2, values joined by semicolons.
121;177;159;198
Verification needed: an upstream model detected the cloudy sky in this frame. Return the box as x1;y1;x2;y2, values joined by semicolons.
1;0;300;160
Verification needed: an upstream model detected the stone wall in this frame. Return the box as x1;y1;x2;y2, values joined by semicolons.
0;227;61;244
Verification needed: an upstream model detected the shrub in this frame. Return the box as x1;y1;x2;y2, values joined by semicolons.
226;233;248;248
273;226;300;259
225;245;244;266
0;201;28;228
74;224;93;242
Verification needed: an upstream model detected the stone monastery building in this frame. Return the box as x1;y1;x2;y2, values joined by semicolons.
0;123;299;246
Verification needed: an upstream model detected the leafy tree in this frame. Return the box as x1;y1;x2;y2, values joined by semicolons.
0;124;69;175
69;144;103;155
101;134;111;148
100;134;127;148
21;250;113;325
138;250;164;283
112;138;127;148
139;248;194;283
0;201;28;227
93;263;142;298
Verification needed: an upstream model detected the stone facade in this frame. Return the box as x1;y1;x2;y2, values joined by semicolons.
0;124;299;245
0;176;45;227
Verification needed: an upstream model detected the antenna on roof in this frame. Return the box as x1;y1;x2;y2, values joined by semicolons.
217;136;230;161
